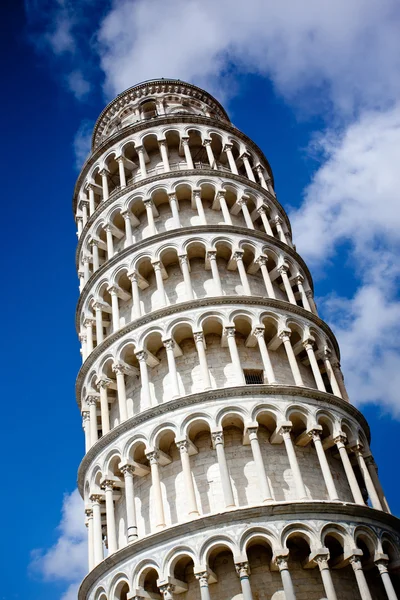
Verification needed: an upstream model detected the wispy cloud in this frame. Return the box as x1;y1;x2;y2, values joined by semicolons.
73;119;94;169
30;489;87;586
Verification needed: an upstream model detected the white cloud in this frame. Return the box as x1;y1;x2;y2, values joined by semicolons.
97;0;400;111
290;106;400;415
61;582;81;600
31;489;87;587
73;119;94;169
67;70;91;100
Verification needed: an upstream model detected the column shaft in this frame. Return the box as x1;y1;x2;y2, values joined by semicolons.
311;432;339;501
194;333;212;390
248;429;273;501
218;193;233;224
208;252;223;295
177;440;199;515
281;428;308;500
213;432;235;507
104;484;117;554
280;333;304;386
91;498;103;566
225;328;245;384
179;255;194;300
147;453;166;529
335;438;364;504
122;467;138;542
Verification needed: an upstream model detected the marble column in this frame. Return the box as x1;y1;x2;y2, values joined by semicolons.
116;156;126;188
253;327;276;383
233;251;252;296
136;146;147;178
303;338;326;392
276;556;296;600
207;250;223;295
90;494;103;566
159;139;170;172
195;572;211;600
256;255;275;298
146;451;166;529
181;137;194;169
279;425;308;500
163;339;180;398
217;191;233;224
353;444;383;510
102;480;117;554
212;430;235;507
112;363;128;422
179;254;194;300
105;225;114;259
309;429;339;501
247;426;273;501
314;554;338;600
334;435;364;504
279;330;304;386
108;286;120;332
322;348;342;398
120;464;138;542
278;265;297;305
87;396;98;444
168;193;181;228
143;198;156;235
235;562;253;600
82;411;91;452
128;271;141;319
193;189;207;224
257;205;274;235
224;144;238;174
350;556;373;600
85;508;94;571
241;152;256;181
194;332;212;390
295;274;312;311
96;377;111;435
204;139;217;169
375;558;398;600
136;351;151;409
224;326;245;384
152;260;167;306
176;439;199;516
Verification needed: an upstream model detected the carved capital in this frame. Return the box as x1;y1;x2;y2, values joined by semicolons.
176;439;189;453
275;556;289;571
278;329;291;342
112;362;126;375
178;254;188;266
207;250;217;260
96;377;112;390
120;463;135;477
224;326;236;338
232;250;244;261
195;572;209;586
334;433;348;446
146;450;159;465
163;338;175;351
101;479;115;491
235;562;250;578
90;493;102;504
87;395;98;407
349;556;363;572
135;350;148;362
253;327;265;339
375;558;389;574
255;255;268;267
211;430;224;446
193;331;204;344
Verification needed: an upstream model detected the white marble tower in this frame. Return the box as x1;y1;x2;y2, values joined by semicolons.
73;79;400;600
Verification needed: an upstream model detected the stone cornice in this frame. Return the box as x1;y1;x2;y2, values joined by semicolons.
77;384;370;493
92;79;230;147
75;296;339;390
75;226;311;325
78;501;400;600
75;170;291;259
73;116;276;211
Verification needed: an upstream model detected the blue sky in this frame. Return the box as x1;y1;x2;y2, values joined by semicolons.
2;1;400;599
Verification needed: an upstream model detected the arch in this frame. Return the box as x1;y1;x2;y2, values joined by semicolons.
199;534;238;565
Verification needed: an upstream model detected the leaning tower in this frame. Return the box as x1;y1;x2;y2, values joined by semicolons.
74;79;400;600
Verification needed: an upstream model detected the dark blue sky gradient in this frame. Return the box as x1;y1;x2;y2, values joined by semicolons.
1;3;399;599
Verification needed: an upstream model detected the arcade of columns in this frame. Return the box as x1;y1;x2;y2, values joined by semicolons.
73;80;400;600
